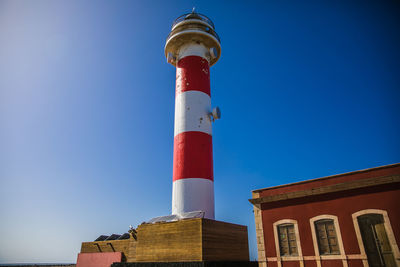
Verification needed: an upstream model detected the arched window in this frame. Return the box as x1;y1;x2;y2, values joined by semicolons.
314;219;340;255
273;219;303;264
310;215;346;263
277;223;298;256
353;209;400;267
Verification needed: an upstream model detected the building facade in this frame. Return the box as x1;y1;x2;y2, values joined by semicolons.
250;163;400;267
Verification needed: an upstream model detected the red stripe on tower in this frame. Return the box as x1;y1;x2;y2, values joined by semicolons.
173;131;213;181
176;56;210;96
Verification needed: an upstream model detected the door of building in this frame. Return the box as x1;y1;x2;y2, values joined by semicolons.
358;214;396;267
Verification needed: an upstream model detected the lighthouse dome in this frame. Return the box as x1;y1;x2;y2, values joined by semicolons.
165;11;221;66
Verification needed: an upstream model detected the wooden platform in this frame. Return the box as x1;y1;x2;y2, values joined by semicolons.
80;218;249;263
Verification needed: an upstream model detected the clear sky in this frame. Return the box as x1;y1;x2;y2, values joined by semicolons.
0;0;399;264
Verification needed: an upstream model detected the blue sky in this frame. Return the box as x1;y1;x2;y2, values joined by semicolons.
0;0;399;263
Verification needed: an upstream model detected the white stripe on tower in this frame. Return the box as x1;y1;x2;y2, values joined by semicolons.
174;90;212;136
172;43;215;219
172;178;214;219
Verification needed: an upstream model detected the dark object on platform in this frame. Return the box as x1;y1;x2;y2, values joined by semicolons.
105;234;121;240
118;233;131;240
95;235;109;241
112;262;258;267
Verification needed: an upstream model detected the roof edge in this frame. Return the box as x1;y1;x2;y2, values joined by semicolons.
252;162;400;193
249;174;400;205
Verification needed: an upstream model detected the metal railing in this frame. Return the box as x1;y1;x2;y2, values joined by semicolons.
166;23;221;43
172;12;215;29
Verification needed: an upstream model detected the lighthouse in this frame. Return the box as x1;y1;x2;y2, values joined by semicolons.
165;10;221;220
77;12;250;264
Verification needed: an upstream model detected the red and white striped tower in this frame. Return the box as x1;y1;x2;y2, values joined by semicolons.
165;11;221;220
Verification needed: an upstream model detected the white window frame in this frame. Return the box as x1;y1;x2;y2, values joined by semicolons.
273;219;304;267
352;209;400;267
310;215;347;267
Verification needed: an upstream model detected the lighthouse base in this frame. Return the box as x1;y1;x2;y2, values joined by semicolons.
79;218;249;264
134;218;249;262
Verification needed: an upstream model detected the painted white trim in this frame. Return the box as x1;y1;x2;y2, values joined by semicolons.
172;178;214;220
310;215;348;267
352;209;400;267
266;254;367;261
177;43;209;62
174;90;212;136
273;219;304;267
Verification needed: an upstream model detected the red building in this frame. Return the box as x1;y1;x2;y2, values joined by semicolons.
249;163;400;267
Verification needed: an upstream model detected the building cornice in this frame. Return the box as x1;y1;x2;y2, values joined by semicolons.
249;174;400;205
